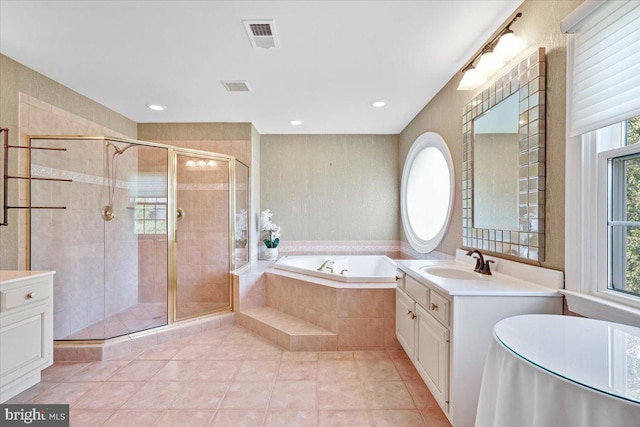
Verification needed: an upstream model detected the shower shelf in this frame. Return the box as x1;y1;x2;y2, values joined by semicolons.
1;128;71;226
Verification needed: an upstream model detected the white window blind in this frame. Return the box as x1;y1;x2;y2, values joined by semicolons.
563;0;640;137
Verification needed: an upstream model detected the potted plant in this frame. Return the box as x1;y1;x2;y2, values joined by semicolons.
261;209;281;260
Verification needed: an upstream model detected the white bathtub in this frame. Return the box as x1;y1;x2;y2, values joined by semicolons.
273;255;398;283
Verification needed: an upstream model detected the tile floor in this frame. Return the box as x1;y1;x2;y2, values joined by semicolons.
9;324;451;427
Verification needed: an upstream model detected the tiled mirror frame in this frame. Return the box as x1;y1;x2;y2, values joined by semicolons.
462;47;546;261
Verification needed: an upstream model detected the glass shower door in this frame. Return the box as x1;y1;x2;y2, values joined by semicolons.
173;152;231;321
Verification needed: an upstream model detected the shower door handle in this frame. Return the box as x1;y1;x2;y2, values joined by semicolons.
176;208;185;221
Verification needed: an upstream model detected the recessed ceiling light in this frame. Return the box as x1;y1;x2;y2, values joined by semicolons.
146;103;167;111
289;120;303;126
372;100;386;108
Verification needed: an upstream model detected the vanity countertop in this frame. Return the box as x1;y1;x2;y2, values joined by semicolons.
0;270;56;286
397;257;561;297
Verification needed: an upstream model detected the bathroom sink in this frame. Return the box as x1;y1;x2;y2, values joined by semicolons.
420;266;481;281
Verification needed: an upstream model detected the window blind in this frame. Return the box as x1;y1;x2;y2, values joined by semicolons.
564;0;640;137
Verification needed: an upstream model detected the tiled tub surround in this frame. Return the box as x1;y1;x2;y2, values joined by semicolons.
9;324;451;427
236;267;400;352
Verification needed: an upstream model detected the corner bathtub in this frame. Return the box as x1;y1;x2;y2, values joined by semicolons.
273;255;398;283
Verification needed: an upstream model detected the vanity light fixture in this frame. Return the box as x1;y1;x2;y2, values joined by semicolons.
457;12;524;91
372;100;386;108
289;120;303;126
146;103;167;111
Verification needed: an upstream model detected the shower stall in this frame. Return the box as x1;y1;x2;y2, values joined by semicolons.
27;136;249;341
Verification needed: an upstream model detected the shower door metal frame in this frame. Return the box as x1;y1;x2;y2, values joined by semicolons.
23;135;247;342
168;148;240;323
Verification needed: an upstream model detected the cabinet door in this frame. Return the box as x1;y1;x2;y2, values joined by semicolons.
396;287;415;359
415;304;450;411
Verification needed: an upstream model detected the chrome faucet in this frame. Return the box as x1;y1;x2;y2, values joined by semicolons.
317;259;335;273
465;249;495;275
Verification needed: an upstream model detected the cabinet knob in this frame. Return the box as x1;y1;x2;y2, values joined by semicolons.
26;292;35;299
431;303;438;311
410;312;417;319
407;309;412;315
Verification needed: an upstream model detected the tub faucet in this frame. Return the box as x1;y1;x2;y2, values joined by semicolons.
465;249;494;275
317;259;335;273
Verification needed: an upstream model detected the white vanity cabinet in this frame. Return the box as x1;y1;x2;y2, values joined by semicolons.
396;263;563;427
0;271;55;403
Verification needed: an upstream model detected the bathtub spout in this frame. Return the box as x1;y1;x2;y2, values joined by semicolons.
317;259;335;272
340;269;348;275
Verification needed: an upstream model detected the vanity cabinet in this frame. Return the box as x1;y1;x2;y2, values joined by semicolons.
0;271;55;403
396;265;562;427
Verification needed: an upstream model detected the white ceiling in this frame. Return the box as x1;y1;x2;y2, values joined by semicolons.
0;0;523;134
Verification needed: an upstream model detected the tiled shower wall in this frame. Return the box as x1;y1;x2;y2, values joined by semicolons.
20;94;140;339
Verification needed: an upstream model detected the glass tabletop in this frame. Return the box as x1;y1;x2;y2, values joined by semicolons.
494;314;640;405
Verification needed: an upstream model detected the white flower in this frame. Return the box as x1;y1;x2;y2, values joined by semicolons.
271;225;281;240
261;209;273;231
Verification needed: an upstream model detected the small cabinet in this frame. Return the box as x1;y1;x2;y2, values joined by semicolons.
415;303;449;411
396;287;416;356
0;271;54;403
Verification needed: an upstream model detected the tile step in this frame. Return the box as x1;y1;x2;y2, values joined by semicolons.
238;306;337;351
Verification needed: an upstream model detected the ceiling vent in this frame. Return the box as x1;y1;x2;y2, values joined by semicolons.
243;20;279;49
221;80;251;92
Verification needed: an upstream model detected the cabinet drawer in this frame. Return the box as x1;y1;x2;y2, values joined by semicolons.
404;275;429;307
1;281;49;311
429;290;450;327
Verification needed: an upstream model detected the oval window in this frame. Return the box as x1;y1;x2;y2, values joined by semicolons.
401;132;454;253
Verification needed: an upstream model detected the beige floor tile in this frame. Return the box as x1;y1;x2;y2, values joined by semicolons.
317;382;367;410
363;381;415;410
370;409;427;427
171;381;228;409
265;410;319;427
5;382;56;403
318;410;372;427
210;409;266;427
172;344;219;360
420;408;451;427
69;409;114;426
107;360;167;381
151;360;205;380
269;381;317;410
392;358;422;381
136;345;182;360
155;409;215;427
317;360;359;382
101;409;164;427
73;382;144;409
318;351;354;360
66;361;129;382
404;379;440;410
356;360;402;382
281;351;319;362
277;361;318;381
353;351;391;360
122;381;182;409
220;382;273;409
235;360;280;382
41;362;90;382
196;360;243;381
30;382;96;406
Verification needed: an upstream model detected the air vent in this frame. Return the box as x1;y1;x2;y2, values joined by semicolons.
243;19;279;49
221;80;251;92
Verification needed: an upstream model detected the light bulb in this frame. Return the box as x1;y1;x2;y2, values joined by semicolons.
207;160;216;167
457;68;485;91
494;32;525;61
475;51;504;75
185;160;196;167
197;160;206;166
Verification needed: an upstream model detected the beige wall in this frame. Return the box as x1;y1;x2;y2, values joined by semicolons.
260;134;399;241
0;54;137;270
399;0;581;271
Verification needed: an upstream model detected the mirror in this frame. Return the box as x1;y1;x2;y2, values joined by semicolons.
473;93;519;230
401;132;454;253
462;48;546;261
